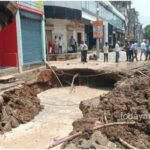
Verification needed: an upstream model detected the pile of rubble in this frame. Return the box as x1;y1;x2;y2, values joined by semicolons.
0;85;43;134
62;68;150;149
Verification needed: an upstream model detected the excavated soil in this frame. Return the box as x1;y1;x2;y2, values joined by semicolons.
0;69;58;134
62;68;150;149
0;85;42;134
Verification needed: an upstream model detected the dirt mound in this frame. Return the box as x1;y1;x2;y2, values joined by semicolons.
0;85;43;134
63;69;150;149
37;69;54;83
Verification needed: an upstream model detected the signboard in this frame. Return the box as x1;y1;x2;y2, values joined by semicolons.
93;20;103;39
18;1;44;15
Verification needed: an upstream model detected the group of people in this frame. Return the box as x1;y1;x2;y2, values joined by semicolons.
49;35;150;63
139;40;150;61
48;36;63;54
103;39;150;63
123;39;150;62
48;36;78;54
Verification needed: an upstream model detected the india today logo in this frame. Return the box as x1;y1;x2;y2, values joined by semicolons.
121;112;150;121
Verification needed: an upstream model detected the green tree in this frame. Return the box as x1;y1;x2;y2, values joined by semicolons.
144;25;150;39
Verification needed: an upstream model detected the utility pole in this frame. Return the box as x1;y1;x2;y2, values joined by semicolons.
96;1;100;59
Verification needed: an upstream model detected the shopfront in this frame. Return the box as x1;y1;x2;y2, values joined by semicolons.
17;1;46;72
19;10;43;64
44;1;83;56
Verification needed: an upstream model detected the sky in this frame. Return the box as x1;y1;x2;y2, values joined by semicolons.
132;0;150;27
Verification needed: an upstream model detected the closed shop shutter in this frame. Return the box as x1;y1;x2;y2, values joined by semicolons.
20;11;43;64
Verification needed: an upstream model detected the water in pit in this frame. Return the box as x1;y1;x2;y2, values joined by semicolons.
0;86;110;149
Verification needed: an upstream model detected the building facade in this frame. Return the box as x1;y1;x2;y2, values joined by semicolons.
0;1;46;72
81;1;125;49
44;1;85;54
17;1;46;72
44;1;125;54
111;1;143;43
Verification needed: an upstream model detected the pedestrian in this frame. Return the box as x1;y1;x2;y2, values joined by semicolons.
124;40;130;61
48;41;55;54
70;36;77;53
58;36;63;54
115;41;121;63
79;41;88;62
145;41;150;61
140;40;147;61
132;41;138;62
103;42;109;62
129;41;134;62
54;35;59;54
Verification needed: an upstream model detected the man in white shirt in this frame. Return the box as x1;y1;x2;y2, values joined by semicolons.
103;42;109;62
58;36;63;54
140;40;146;61
79;41;88;62
115;41;121;63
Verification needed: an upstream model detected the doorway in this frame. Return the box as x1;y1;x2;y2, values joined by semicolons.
77;32;82;45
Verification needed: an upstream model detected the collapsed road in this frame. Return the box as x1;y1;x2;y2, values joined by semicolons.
0;61;149;148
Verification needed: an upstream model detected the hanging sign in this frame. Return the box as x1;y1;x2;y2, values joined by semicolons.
93;20;103;39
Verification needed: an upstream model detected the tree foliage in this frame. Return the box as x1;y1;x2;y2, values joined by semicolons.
144;25;150;39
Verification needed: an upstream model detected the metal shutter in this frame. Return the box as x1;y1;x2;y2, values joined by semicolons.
20;11;43;64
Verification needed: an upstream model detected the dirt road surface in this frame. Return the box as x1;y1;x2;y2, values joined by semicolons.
0;86;109;149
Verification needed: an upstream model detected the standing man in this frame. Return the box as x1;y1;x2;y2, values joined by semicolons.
79;41;88;62
58;36;63;54
129;41;134;62
145;40;150;61
124;40;130;61
115;41;121;63
140;40;146;61
103;42;109;62
54;35;59;54
133;41;138;62
70;36;77;53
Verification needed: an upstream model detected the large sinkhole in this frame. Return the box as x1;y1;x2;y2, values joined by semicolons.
0;68;125;134
56;69;123;89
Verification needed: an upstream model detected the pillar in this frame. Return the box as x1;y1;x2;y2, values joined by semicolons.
41;15;46;62
104;21;108;43
16;9;23;73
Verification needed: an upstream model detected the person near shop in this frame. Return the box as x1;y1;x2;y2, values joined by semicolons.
79;41;88;62
124;40;130;61
115;41;121;63
129;41;134;61
54;35;59;54
58;36;63;54
145;41;150;61
103;42;109;62
70;36;77;53
140;40;147;61
48;41;55;54
132;41;138;62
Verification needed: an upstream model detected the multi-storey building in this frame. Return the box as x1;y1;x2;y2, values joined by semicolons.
111;1;143;42
82;1;125;48
44;1;125;52
110;1;131;39
44;1;84;54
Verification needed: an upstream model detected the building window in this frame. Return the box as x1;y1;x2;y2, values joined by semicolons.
89;1;96;13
